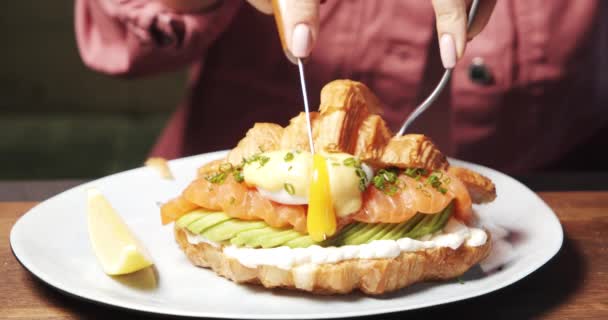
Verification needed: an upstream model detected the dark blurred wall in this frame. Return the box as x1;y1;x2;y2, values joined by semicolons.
0;1;187;179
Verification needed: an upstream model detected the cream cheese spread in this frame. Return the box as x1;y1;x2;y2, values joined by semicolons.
185;218;487;270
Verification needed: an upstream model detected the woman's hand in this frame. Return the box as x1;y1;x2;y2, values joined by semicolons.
247;0;320;59
160;0;494;66
157;0;319;59
431;0;497;68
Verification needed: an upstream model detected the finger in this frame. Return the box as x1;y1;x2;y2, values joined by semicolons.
247;0;273;14
247;0;326;15
432;0;467;68
273;0;320;58
467;0;497;40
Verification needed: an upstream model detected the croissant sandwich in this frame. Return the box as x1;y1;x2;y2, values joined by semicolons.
161;80;496;295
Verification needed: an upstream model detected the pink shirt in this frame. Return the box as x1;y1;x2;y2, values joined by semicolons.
75;0;608;173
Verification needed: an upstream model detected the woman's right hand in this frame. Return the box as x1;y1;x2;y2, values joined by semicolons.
247;0;320;59
159;0;320;59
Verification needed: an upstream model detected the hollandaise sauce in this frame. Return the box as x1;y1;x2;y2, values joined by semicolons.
242;150;374;239
307;154;337;241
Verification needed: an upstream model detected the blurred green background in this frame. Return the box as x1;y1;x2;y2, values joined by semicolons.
0;1;186;179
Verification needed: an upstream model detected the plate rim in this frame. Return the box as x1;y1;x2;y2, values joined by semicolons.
9;152;564;319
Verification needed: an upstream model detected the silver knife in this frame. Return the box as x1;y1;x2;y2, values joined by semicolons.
296;58;315;154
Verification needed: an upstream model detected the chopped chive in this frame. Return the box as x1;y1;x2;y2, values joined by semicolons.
404;168;429;179
343;157;358;167
242;153;270;168
233;170;244;183
343;158;367;190
372;175;384;189
385;184;399;196
219;163;233;172
379;169;397;183
284;152;294;162
359;180;367;191
284;183;296;195
258;156;270;168
355;167;366;178
425;171;448;194
205;171;227;184
371;168;404;195
404;168;418;178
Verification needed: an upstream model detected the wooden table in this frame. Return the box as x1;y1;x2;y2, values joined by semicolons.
1;181;607;319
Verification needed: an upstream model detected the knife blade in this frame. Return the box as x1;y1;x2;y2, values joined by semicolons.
296;58;315;154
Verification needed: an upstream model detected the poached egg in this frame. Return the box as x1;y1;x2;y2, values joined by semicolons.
242;150;373;218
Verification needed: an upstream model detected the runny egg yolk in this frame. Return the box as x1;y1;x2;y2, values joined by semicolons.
307;154;337;241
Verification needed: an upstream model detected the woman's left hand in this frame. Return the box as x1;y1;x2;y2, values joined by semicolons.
431;0;497;69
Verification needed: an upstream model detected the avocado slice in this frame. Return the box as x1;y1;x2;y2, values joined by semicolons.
341;223;383;245
187;212;232;234
201;219;267;242
404;214;436;239
426;204;453;235
230;227;277;247
284;235;317;248
349;223;401;244
330;223;364;245
394;214;425;238
175;210;209;229
380;213;424;240
180;202;454;248
406;204;450;239
370;223;399;241
257;229;303;248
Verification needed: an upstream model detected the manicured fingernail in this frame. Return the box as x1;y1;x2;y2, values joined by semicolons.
291;23;312;58
439;34;456;69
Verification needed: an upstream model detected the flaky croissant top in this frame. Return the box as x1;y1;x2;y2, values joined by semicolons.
229;80;447;170
227;79;495;204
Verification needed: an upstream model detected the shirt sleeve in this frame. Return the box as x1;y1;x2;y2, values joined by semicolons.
75;0;242;77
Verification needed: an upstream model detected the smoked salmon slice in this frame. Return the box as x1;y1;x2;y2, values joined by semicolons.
162;162;474;230
182;175;308;233
352;172;472;224
160;196;199;225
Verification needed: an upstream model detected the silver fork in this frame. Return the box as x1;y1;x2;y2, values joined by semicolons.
396;0;481;136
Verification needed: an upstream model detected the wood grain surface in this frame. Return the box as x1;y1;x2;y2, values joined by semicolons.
2;192;607;319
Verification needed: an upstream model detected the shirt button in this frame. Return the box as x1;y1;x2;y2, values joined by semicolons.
468;57;494;85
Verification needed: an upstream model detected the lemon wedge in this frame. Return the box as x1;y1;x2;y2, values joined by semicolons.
87;188;153;275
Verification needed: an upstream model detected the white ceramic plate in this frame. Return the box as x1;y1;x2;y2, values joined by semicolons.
11;151;563;319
